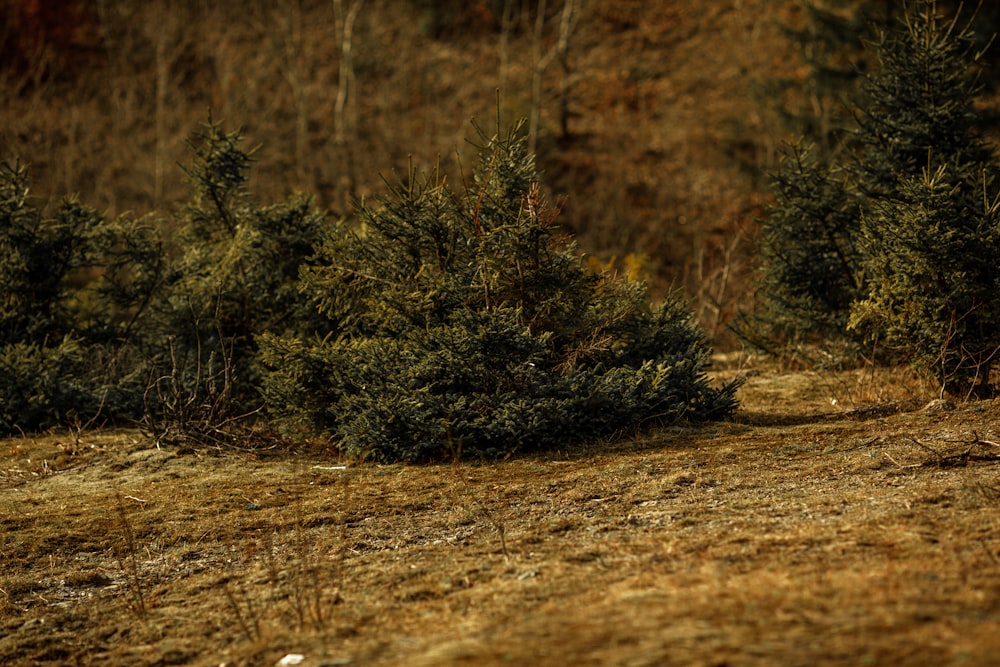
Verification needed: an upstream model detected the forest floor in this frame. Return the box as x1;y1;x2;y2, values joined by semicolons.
2;361;1000;666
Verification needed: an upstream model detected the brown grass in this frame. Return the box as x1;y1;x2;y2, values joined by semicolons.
2;366;1000;666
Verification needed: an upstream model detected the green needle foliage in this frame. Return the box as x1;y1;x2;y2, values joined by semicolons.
261;120;739;461
162;120;327;398
854;0;995;201
755;0;1000;394
0;161;110;431
850;162;1000;394
756;141;862;339
0;120;330;437
136;120;329;443
0;162;97;344
1;114;738;450
851;0;1000;393
0;159;174;433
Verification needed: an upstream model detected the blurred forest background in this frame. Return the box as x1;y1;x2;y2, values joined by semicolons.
3;0;1000;348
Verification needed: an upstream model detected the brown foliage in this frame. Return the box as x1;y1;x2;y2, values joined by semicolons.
0;1;803;346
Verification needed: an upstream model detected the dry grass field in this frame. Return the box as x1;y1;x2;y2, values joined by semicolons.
3;362;1000;666
5;3;1000;664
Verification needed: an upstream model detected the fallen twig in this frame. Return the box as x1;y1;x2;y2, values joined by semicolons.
883;451;921;470
904;434;1000;468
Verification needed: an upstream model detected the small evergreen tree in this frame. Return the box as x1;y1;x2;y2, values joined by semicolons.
0;159;175;433
0;162;98;345
743;1;882;354
854;0;995;202
262;120;739;461
756;0;1000;395
0;161;112;432
846;1;1000;393
754;141;862;341
850;160;1000;394
140;119;329;442
0;119;340;439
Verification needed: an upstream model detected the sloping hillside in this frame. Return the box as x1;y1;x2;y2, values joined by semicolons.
0;0;801;344
3;364;1000;665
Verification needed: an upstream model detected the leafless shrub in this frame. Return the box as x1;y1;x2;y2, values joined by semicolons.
221;578;263;643
140;325;262;450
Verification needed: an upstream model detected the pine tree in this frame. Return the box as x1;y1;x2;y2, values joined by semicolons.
744;1;885;353
846;1;1000;394
261;119;740;461
850;161;1000;394
140;119;329;442
757;0;1000;395
854;0;995;202
755;141;862;340
0;160;150;432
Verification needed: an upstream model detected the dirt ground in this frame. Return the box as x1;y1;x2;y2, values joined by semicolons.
2;364;1000;666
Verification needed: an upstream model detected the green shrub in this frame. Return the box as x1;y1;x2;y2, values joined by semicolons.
262;120;739;461
0;161;99;345
753;141;862;341
138;120;329;442
2;116;738;448
754;1;1000;393
0;161;129;432
0;120;328;438
0;337;87;434
850;161;1000;394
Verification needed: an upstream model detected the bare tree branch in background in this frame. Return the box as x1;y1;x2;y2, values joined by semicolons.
96;1;189;213
555;0;580;141
332;0;364;212
271;0;310;188
498;0;515;94
334;0;363;147
151;10;186;209
529;0;579;154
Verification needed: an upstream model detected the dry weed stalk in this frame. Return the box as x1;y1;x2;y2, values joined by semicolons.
110;493;147;617
453;466;511;562
63;391;108;455
933;307;1000;400
141;313;262;449
221;577;263;642
0;534;9;620
280;509;340;632
693;228;747;340
223;483;347;640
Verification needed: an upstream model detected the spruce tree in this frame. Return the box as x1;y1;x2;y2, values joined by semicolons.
141;119;329;442
745;1;883;351
847;0;1000;394
850;161;1000;394
853;0;995;202
0;161;152;432
755;141;862;340
757;0;1000;395
0;120;331;437
261;119;740;461
0;162;98;345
